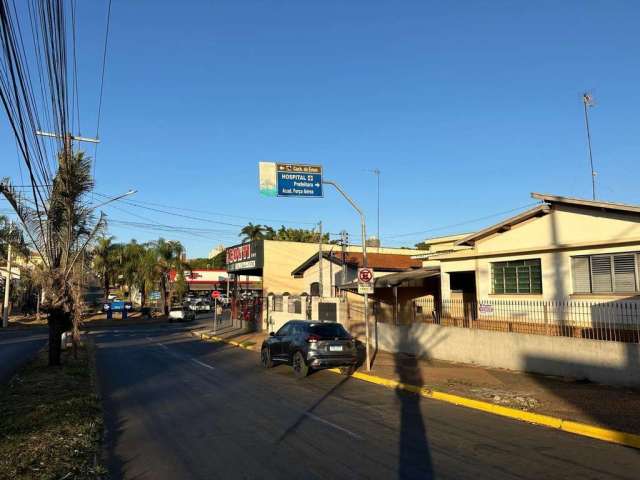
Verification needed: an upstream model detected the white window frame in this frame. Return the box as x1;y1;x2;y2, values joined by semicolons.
571;252;640;294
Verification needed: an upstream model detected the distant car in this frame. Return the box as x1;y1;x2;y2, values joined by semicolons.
169;305;195;322
189;300;210;312
260;320;358;378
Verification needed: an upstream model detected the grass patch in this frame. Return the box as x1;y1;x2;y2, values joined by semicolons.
0;344;105;479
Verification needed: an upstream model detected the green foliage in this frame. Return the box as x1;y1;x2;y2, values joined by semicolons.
188;251;227;270
238;223;328;244
414;241;431;251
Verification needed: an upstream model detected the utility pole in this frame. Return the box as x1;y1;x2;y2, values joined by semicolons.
36;131;100;147
2;222;13;328
36;131;100;170
318;221;323;298
340;230;348;287
323;180;370;371
582;93;597;200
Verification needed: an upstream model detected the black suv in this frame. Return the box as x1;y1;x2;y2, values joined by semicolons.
260;320;358;378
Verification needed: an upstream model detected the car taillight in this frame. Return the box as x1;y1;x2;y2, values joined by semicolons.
307;334;321;343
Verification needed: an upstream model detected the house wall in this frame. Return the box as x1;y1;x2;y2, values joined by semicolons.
376;322;640;387
439;207;640;302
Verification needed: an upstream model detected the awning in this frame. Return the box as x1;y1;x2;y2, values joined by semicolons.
340;267;440;289
374;267;440;287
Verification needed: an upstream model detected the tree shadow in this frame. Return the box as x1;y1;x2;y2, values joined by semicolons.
522;298;640;435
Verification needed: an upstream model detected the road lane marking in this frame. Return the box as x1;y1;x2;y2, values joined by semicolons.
192;330;640;450
146;336;215;370
304;412;361;439
192;359;215;370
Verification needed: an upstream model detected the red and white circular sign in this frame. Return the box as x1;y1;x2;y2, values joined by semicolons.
358;268;373;283
211;290;221;299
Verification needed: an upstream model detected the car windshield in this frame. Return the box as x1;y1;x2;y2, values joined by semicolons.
309;323;349;338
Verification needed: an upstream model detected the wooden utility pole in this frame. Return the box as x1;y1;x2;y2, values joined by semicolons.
2;224;12;328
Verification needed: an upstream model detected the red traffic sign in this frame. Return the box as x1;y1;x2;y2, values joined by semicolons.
211;291;221;299
358;268;373;283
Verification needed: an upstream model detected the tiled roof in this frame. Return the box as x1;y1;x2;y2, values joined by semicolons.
291;251;421;276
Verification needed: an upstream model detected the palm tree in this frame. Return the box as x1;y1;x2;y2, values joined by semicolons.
92;236;120;303
264;226;276;240
239;223;266;242
153;238;187;315
1;150;105;365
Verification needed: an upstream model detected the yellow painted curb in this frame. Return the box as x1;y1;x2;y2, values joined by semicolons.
191;332;640;450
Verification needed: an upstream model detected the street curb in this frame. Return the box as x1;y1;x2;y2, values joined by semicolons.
190;331;640;450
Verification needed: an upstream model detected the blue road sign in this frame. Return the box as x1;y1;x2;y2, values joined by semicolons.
276;163;323;197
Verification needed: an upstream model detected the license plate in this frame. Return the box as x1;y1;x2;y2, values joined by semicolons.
329;345;343;352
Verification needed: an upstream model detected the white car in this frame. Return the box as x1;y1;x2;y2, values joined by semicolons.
169;306;196;322
189;301;211;312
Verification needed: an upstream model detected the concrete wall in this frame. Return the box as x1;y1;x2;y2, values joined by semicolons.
376;322;640;387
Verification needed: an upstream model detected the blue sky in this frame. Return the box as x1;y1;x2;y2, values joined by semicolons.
2;1;640;257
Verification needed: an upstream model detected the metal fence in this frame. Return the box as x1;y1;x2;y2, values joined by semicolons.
411;297;640;343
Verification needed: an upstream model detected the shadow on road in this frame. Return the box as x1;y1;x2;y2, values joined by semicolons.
394;325;434;479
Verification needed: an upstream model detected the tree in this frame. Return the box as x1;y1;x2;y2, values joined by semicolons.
153;238;187;315
92;236;121;303
274;225;329;243
239;223;266;242
1;150;106;365
264;226;276;240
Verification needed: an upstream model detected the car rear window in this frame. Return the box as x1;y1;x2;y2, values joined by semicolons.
309;323;349;338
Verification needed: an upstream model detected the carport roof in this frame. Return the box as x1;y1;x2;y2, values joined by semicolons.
341;267;440;289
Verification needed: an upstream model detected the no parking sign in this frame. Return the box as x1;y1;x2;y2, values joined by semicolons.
358;267;375;294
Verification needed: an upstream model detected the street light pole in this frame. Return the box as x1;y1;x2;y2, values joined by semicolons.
323;179;370;371
366;169;381;248
582;93;597;200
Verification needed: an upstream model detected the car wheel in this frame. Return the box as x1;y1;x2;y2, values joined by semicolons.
261;348;273;368
292;351;309;379
339;365;356;376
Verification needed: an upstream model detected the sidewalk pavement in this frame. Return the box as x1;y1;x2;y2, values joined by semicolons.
194;327;640;435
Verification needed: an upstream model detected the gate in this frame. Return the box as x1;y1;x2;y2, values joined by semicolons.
318;302;337;322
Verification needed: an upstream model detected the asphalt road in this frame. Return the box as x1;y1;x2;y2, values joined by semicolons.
0;327;47;383
93;322;640;480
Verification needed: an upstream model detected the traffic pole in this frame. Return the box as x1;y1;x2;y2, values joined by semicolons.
318;220;323;298
213;297;217;335
322;180;370;371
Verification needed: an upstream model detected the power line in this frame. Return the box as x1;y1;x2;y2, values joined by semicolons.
120;196;318;226
381;202;540;240
92;0;111;181
93;192;320;229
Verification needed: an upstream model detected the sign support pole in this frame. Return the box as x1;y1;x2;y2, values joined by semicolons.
213;297;217;335
322;180;370;371
318;220;323;298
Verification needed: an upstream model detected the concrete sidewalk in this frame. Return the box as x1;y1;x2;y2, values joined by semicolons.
195;328;640;435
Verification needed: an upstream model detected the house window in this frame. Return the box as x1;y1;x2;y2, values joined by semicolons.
572;253;639;294
491;259;542;294
272;295;283;312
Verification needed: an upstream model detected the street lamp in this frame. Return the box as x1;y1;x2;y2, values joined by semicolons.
90;189;137;211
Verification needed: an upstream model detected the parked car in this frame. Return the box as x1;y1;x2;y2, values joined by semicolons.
168;305;196;322
260;320;358;378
